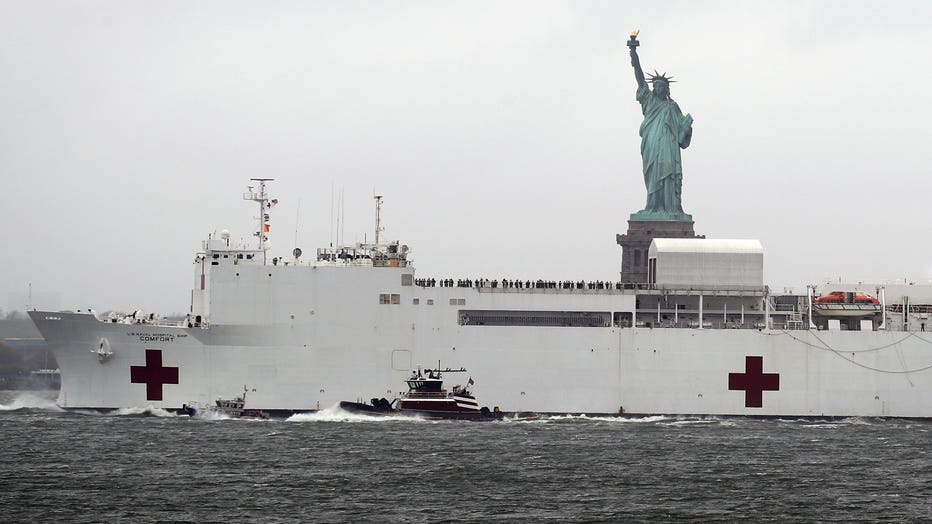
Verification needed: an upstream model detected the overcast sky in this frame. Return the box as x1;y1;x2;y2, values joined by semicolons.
2;0;930;314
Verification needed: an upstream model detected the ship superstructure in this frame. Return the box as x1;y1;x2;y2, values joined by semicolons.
28;182;932;418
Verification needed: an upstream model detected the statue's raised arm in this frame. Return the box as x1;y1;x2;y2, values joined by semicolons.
628;30;646;88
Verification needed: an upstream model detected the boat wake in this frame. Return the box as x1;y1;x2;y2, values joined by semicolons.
188;410;234;421
536;414;673;424
499;414;740;426
286;404;428;423
0;392;62;412
661;418;730;426
109;406;179;418
776;416;883;427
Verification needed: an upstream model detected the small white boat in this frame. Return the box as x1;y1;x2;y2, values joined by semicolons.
182;388;268;419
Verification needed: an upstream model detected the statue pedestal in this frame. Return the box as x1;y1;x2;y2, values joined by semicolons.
629;209;692;222
616;219;704;283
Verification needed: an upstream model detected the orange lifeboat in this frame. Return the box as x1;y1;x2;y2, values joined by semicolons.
813;291;881;317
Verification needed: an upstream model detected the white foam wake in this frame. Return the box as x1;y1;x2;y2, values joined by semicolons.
111;405;179;417
190;410;233;421
535;413;673;423
661;416;729;426
0;392;63;411
286;404;426;423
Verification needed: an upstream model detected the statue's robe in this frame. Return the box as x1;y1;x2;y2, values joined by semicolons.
636;83;692;214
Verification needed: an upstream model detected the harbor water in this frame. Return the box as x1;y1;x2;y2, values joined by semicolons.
1;391;929;522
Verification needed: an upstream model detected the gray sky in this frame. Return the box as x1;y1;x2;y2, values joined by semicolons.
2;0;930;314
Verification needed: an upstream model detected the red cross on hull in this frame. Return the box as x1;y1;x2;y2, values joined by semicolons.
728;356;779;408
130;349;179;401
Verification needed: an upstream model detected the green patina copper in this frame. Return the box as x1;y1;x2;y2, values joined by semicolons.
627;34;694;222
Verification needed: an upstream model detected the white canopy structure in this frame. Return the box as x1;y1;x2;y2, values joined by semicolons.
648;239;763;287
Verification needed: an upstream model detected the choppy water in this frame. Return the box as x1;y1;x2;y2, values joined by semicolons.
0;391;929;523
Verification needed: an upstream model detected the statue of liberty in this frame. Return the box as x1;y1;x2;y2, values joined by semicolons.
628;32;694;221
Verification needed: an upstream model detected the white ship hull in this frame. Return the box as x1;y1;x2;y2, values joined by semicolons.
29;262;932;418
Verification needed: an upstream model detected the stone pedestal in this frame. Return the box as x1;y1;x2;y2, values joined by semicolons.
616;219;704;283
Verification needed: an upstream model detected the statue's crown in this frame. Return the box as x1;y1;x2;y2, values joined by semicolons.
648;71;675;84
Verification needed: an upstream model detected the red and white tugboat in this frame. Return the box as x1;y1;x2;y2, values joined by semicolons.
340;366;502;420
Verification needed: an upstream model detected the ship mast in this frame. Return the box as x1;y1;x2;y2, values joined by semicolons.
244;178;274;265
374;194;383;246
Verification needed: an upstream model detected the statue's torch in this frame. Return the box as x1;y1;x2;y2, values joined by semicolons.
628;30;640;48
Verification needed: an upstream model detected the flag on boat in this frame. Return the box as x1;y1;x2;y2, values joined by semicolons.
468;377;474;386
